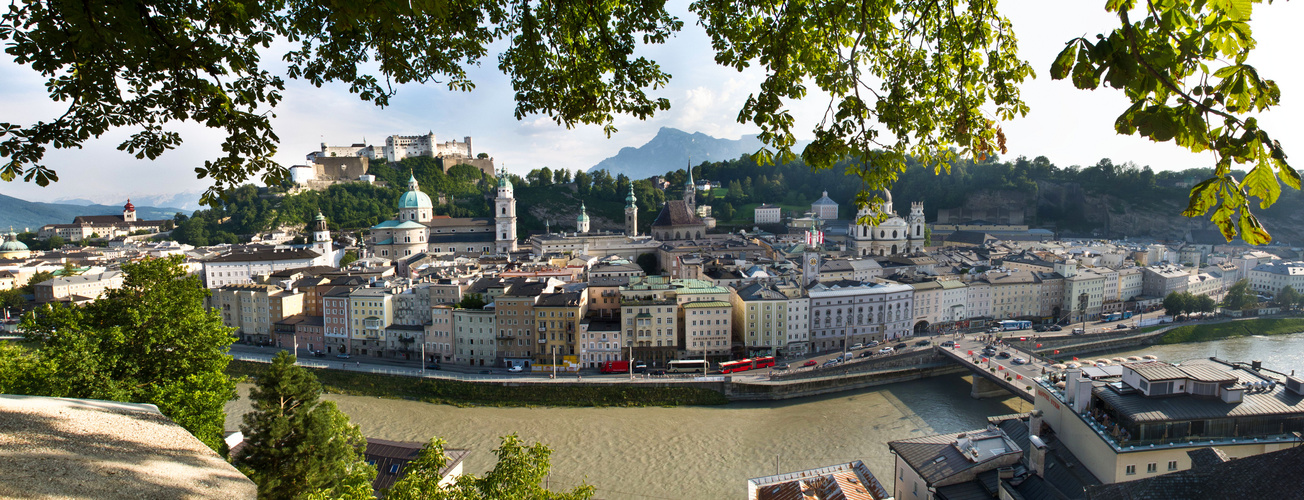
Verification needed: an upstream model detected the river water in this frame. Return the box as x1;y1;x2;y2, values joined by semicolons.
224;331;1304;499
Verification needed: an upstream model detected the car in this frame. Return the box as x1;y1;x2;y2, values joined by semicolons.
822;360;838;367
850;343;865;351
803;360;818;367
507;365;523;372
1116;324;1131;330
479;369;492;374
1071;328;1085;335
425;363;442;370
982;348;997;356
336;354;351;359
773;363;790;370
914;340;931;347
1011;357;1028;365
940;341;956;347
312;350;326;357
858;351;874;358
878;347;895;354
988;327;1001;333
1049;325;1063;331
996;351;1011;359
868;340;881;347
634;363;649;373
894;343;908;350
650;369;667;376
1032;325;1048;332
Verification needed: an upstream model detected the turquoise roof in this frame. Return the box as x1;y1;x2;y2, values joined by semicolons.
373;220;425;230
1;229;28;252
625;184;637;206
398;189;433;209
577;202;589;222
497;168;513;189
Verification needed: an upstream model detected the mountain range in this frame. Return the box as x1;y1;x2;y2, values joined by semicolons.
587;127;809;178
0;192;191;233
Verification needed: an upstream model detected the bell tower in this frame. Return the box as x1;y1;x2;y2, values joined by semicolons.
624;184;638;236
683;162;696;212
494;167;518;253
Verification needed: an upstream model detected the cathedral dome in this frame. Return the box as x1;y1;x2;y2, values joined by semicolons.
1;229;31;259
398;189;433;209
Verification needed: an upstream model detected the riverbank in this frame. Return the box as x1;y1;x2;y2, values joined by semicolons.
1156;317;1304;345
226;360;728;407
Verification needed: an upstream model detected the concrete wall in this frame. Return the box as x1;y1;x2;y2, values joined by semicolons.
726;365;965;401
772;349;945;381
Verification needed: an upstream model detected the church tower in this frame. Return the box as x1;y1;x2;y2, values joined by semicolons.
494;167;518;253
624;184;638;236
683;163;696;212
576;201;590;234
852;202;874;256
311;210;340;265
123;199;137;222
908;201;926;253
397;172;434;223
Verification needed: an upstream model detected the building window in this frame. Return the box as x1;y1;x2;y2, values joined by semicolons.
1126;465;1136;475
1146;463;1157;473
1167;460;1178;471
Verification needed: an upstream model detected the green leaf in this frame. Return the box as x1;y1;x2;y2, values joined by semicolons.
1240;162;1280;209
1051;43;1078;80
1238;209;1271;245
1279;162;1302;191
1182;177;1221;217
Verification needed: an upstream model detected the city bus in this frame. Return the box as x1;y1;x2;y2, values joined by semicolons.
718;356;777;374
667;359;710;374
999;320;1032;331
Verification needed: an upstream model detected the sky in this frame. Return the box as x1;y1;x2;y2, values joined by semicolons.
1;0;1301;205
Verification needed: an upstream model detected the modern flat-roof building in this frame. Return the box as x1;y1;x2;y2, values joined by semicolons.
1035;358;1304;484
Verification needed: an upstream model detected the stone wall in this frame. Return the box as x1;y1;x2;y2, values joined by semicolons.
726;364;965;401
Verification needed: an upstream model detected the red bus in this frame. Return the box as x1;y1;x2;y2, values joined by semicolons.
720;356;777;374
599;360;629;374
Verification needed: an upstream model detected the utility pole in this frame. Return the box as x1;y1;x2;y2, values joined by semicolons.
552;345;557;379
421;339;426;375
628;341;634;380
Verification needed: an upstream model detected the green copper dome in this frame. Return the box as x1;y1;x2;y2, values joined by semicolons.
625;184;637;206
1;228;29;252
398;172;433;209
576;202;589;222
497;167;513;189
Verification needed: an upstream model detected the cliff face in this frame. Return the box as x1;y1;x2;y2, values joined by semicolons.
951;180;1304;244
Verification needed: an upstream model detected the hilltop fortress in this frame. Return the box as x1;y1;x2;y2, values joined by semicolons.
290;132;495;190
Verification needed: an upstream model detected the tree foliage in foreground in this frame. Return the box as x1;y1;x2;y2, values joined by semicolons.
2;255;236;451
0;1;1295;243
380;435;593;500
237;351;375;500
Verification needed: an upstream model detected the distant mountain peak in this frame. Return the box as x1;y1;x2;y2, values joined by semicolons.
587;127;807;179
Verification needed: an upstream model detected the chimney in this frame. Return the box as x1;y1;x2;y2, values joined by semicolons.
1028;434;1048;478
1029;409;1044;438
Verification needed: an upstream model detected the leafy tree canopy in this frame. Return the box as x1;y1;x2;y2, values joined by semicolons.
0;1;1294;243
237;351;375;500
383;434;594;500
4;255;237;451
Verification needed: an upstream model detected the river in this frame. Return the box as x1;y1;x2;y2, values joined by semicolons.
224;331;1304;499
225;373;1027;499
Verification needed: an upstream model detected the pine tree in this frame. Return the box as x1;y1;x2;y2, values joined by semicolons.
237;351;375;500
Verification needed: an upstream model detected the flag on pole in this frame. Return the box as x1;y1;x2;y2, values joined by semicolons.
1072;357;1079;361
967;350;973;355
1016;374;1023;380
1054;349;1060;355
998;365;1005;371
1036;343;1042;348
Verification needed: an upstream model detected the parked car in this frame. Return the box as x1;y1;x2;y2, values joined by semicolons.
822;360;838;367
478;369;492;374
914;340;931;347
773;363;790;370
1011;357;1028;365
1116;324;1131;330
996;351;1011;359
988;327;1001;333
803;360;818;367
311;350;326;357
858;351;874;358
425;363;442;370
940;341;956;347
1049;325;1063;331
894;343;908;350
633;363;649;373
1072;328;1085;335
651;369;667;376
336;354;351;359
878;347;895;354
1033;325;1048;332
507;365;523;372
850;343;865;351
